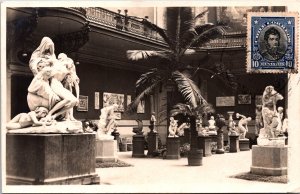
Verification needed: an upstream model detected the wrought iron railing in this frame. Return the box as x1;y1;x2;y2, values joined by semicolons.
84;7;165;43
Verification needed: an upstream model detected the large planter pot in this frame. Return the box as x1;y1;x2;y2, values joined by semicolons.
187;149;203;166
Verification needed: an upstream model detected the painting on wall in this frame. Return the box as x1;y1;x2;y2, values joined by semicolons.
77;95;88;111
137;100;145;113
216;96;235;107
95;92;100;110
237;94;251;104
255;95;263;105
127;95;131;106
103;92;124;112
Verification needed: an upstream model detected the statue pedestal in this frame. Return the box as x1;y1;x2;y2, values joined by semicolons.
197;136;212;157
251;145;287;176
132;135;145;158
6;133;99;185
239;138;250;151
229;135;240;153
95;139;118;162
147;132;158;156
216;132;225;154
166;137;180;159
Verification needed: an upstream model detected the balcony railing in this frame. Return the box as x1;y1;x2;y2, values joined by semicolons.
84;7;165;43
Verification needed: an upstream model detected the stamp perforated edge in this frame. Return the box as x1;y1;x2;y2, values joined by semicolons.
246;11;299;74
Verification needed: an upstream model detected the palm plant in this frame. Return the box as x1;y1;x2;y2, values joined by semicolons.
170;102;215;149
126;8;226;113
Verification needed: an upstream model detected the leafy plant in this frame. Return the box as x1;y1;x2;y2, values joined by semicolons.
126;8;226;113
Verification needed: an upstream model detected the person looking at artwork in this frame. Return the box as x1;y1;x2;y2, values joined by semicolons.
6;106;52;130
261;27;285;61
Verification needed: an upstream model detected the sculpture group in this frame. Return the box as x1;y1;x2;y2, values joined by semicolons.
7;37;82;133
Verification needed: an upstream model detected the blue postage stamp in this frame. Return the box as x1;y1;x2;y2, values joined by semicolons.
247;12;298;73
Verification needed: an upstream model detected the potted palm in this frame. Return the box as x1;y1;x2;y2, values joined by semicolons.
125;8;233;164
170;102;214;165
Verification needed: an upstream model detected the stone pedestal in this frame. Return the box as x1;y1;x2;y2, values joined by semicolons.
197;136;212;157
209;134;218;154
6;133;99;185
147;132;158;156
132;135;145;158
166;137;180;159
229;135;240;153
251;145;287;176
239;138;250;151
216;132;225;154
95;139;118;162
111;130;120;151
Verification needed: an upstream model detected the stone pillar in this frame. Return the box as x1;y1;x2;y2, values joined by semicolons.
6;133;100;185
147;132;158;156
197;136;212;157
132;135;145;158
166;137;180;159
229;135;240;152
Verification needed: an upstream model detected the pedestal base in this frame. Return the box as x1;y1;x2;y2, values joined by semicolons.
6;133;99;185
166;137;180;159
197;136;212;157
96;139;118;162
229;135;240;153
239;139;250;151
147;132;158;156
251;145;287;176
132;135;145;158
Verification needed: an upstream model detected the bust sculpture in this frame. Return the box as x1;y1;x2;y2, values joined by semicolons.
149;112;157;133
236;113;252;139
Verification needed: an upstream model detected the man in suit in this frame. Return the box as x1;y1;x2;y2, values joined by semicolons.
261;27;285;61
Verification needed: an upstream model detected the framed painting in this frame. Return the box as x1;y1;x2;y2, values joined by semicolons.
216;96;235;107
237;94;251;104
137;100;145;113
103;92;125;112
77;95;88;111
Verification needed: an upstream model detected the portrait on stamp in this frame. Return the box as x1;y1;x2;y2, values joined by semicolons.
247;12;298;73
259;25;287;61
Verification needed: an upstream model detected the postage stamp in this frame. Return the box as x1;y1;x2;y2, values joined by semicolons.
247;12;298;73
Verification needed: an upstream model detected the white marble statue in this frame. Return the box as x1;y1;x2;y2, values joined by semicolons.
27;37;80;122
207;116;217;135
168;117;178;137
6;107;52;130
97;104;119;140
149;112;157;132
177;122;189;136
236;113;251;139
7;37;83;134
258;85;285;146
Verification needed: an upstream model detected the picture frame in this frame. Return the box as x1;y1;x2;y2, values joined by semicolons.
103;92;125;112
216;96;235;107
77;95;88;111
137;100;145;113
95;92;100;110
237;94;251;104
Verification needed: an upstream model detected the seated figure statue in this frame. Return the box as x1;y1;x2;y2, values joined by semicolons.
236;113;252;139
97;104;119;140
168;117;178;137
